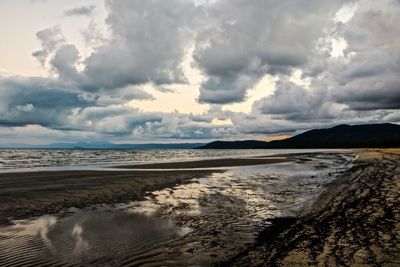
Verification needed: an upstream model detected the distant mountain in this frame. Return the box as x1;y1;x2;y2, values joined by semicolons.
110;143;206;149
197;123;400;149
0;141;205;149
44;141;115;149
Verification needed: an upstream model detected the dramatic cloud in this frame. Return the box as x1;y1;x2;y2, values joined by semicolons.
0;76;152;129
0;76;233;140
255;80;327;120
1;0;400;143
32;26;65;66
0;77;92;128
330;0;400;110
247;0;400;133
68;106;235;139
79;0;201;91
31;0;201;93
194;0;345;104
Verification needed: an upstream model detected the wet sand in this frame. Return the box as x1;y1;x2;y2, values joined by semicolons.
0;157;286;225
114;157;288;169
0;152;351;266
0;169;219;225
3;150;398;266
229;150;400;266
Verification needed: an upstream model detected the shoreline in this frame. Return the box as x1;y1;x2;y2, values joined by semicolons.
228;150;400;266
3;150;398;266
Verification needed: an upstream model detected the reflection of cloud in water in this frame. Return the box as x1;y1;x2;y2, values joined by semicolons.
0;209;191;266
32;216;57;241
118;153;353;261
21;215;58;250
72;223;89;255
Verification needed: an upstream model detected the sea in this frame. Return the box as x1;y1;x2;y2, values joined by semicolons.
0;148;347;171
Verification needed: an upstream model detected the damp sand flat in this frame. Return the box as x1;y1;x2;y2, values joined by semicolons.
114;157;288;169
0;156;287;225
0;169;217;225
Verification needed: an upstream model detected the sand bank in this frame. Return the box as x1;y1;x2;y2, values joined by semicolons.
0;156;287;225
230;150;400;266
0;169;217;225
114;157;288;169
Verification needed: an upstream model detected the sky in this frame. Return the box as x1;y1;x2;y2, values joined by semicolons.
0;0;399;144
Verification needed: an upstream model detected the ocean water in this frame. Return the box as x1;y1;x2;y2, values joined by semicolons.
0;149;354;266
0;148;347;171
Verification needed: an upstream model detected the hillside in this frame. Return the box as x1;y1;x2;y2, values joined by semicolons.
198;123;400;149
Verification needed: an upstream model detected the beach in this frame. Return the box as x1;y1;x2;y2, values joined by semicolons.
1;150;399;266
230;150;400;266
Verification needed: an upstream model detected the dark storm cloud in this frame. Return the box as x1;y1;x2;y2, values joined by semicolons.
51;44;81;82
69;106;235;139
256;80;320;117
332;0;400;111
0;70;229;139
78;0;201;91
246;0;400;132
334;74;400;110
31;0;202;93
0;76;152;130
193;0;345;104
253;78;343;123
198;73;258;104
0;77;93;128
64;5;95;17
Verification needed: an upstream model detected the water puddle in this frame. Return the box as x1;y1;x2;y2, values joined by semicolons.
0;153;353;266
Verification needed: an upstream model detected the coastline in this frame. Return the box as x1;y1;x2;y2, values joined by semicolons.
228;150;400;266
2;150;398;266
